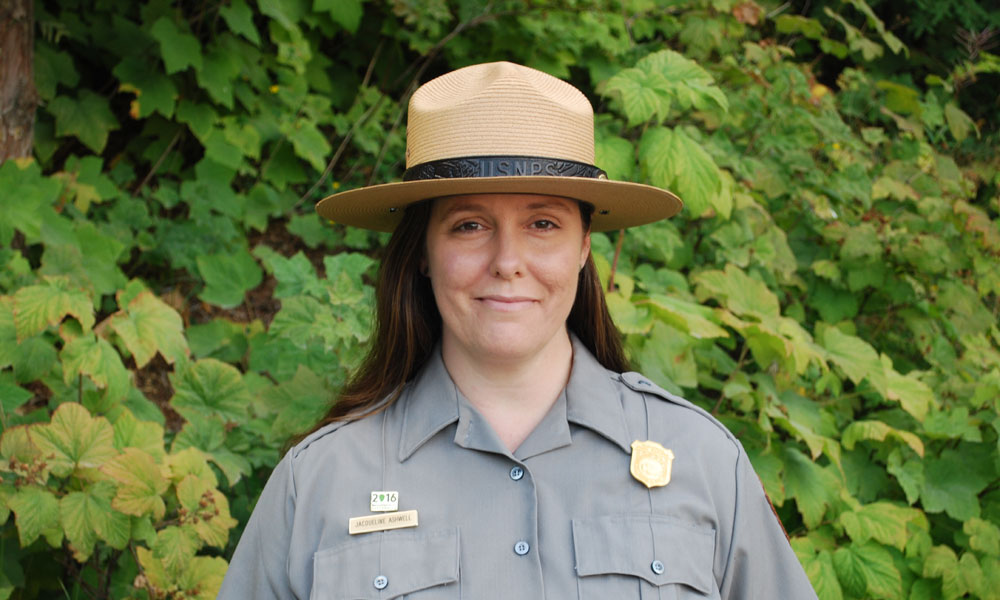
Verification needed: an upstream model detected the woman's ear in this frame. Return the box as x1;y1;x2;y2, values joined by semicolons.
580;232;592;270
419;256;429;277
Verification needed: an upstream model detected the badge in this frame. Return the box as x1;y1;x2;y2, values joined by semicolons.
348;510;419;535
370;491;399;512
630;440;675;488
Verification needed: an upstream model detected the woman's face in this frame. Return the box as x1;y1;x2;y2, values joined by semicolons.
424;193;591;364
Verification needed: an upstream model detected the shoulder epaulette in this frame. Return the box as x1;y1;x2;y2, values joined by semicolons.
618;371;738;443
292;419;352;458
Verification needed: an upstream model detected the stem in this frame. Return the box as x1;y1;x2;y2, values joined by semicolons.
132;130;182;197
607;228;625;292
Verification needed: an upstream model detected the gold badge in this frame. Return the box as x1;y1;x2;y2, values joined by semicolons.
348;510;419;535
630;440;675;488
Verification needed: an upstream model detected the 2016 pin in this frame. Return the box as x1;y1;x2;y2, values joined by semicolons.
370;491;399;512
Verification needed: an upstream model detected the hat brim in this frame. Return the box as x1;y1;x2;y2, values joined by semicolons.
315;176;682;232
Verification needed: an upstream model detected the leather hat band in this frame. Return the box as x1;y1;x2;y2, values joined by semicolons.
402;155;608;182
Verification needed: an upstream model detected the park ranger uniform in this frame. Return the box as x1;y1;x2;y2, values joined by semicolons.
219;335;818;599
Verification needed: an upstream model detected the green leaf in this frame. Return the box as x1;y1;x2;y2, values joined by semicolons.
692;264;781;317
841;420;924;456
822;327;884;392
108;287;189;368
315;0;364;33
8;485;59;547
112;409;166;461
639;126;723;218
32;403;117;478
0;372;33;415
60;332;130;402
783;446;840;528
943;102;978;142
775;15;825;39
12;277;95;341
34;42;79;102
152;526;201;576
0;297;15;369
47;91;119;153
11;336;57;384
838;501;919;551
801;549;843;600
150;17;203;74
60;481;130;561
196;250;263;309
832;542;903;599
965;518;1000;556
606;291;652;334
219;0;261;45
259;365;332;438
172;416;251;486
602;49;727;125
637;321;697;390
114;56;178;119
176;101;218;141
645;294;729;339
253;248;322;298
176;475;237;548
101;448;168;520
196;45;242;109
886;448;923;506
169;358;251;424
594;135;635;182
923;546;972;600
166;447;218;487
885;364;934;422
921;447;994;520
285;120;331;172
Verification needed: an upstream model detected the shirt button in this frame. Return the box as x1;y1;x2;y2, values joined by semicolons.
373;575;388;590
509;466;524;481
513;540;530;556
651;560;665;575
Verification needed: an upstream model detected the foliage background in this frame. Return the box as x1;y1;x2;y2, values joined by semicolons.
1;0;998;598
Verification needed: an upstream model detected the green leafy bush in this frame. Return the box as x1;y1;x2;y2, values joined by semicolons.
1;0;997;598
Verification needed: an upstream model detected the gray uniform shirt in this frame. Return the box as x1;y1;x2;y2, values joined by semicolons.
219;337;818;599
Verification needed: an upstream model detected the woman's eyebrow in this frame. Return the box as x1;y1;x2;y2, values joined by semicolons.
525;200;576;214
438;202;489;218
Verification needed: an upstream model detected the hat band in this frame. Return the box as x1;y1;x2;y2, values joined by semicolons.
402;155;607;182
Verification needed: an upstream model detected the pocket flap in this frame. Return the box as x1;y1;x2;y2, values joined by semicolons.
313;527;460;599
572;514;715;593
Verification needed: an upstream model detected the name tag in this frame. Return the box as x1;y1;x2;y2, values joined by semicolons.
348;510;419;535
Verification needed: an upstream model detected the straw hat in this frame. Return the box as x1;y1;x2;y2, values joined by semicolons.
315;61;682;232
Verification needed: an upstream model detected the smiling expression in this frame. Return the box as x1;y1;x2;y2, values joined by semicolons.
424;194;592;365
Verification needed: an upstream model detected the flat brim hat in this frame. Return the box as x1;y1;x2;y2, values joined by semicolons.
316;61;682;232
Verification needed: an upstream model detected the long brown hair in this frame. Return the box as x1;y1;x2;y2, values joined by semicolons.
307;198;628;431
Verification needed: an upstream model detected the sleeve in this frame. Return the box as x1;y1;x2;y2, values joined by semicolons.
718;446;819;600
218;452;299;600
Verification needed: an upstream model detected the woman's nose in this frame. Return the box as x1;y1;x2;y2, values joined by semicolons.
490;228;524;279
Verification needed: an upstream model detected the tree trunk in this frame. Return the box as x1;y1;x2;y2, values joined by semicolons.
0;0;37;162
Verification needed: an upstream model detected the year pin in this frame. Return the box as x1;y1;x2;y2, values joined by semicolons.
370;491;399;512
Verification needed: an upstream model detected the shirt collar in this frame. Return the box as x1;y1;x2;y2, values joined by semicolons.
398;334;633;462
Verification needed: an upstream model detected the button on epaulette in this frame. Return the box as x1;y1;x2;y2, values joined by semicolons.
619;372;688;405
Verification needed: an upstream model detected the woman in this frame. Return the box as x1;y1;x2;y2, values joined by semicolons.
219;61;818;599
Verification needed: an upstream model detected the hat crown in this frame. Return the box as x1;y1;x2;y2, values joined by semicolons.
405;62;595;168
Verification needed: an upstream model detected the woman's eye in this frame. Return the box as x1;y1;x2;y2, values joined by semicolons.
532;219;557;230
455;221;483;232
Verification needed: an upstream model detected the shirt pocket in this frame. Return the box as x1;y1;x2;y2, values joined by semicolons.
572;514;719;600
311;527;460;600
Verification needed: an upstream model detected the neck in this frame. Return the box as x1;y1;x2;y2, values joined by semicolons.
441;330;574;453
